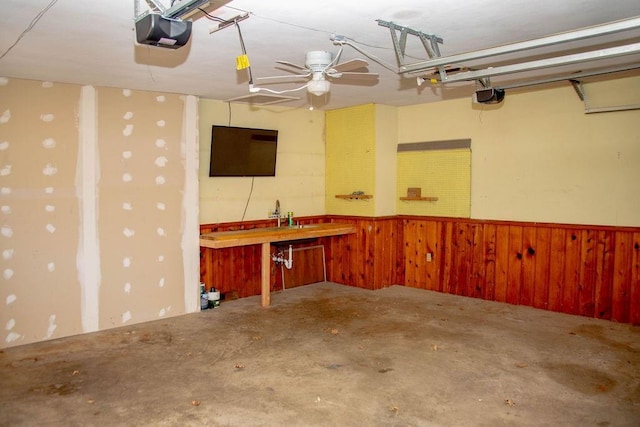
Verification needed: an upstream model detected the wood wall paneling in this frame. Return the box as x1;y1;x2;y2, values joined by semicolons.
482;224;497;301
493;225;510;303
631;233;640;324
548;228;566;313
532;227;551;310
594;230;614;320
201;216;640;325
612;232;632;323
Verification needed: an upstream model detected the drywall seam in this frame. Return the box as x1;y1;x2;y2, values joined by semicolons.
182;95;200;313
77;85;100;332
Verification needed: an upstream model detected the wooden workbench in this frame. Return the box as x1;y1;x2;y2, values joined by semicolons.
200;223;356;306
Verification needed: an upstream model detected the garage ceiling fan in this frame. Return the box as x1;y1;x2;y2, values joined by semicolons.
251;48;379;96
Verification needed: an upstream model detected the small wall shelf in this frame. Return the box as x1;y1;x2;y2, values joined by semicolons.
335;194;373;200
400;196;439;201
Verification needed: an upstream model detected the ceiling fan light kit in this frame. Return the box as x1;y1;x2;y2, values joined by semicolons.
307;79;331;96
252;47;378;99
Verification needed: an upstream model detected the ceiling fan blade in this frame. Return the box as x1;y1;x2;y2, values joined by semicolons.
331;71;379;80
333;58;369;72
255;73;311;83
275;60;309;71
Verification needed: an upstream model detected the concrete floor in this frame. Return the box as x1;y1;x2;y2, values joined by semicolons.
1;282;639;427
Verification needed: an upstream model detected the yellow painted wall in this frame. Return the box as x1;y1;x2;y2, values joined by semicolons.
398;76;640;227
199;100;325;224
374;104;398;216
0;77;199;348
396;148;471;217
325;104;376;216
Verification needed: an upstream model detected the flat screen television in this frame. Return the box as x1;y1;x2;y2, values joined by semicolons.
209;125;278;177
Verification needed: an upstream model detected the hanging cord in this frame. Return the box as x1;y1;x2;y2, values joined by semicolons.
0;0;60;61
332;38;399;73
241;177;255;221
234;21;254;87
230;16;311;95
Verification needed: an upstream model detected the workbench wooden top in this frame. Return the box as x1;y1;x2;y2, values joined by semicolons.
199;222;356;249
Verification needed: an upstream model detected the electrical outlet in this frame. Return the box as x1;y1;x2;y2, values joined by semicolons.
426;252;433;262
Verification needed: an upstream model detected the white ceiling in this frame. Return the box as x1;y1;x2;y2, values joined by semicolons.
1;0;639;110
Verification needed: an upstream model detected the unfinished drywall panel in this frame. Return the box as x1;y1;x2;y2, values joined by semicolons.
398;76;640;227
0;77;83;346
199;100;325;224
326;104;376;216
0;77;199;349
96;87;189;328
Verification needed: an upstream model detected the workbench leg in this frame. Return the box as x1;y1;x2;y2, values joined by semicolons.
261;242;271;307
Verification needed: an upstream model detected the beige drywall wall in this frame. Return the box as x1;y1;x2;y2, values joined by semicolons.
0;77;199;348
397;76;640;227
96;87;196;329
0;78;84;346
199;100;325;224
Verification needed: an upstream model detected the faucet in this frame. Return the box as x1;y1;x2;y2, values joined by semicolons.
275;200;283;227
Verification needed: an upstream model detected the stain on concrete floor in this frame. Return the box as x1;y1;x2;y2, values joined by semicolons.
1;282;639;426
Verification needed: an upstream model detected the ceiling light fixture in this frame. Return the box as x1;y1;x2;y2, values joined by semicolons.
307;76;331;96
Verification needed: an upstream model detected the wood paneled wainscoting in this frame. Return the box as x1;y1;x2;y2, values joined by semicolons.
398;216;640;325
201;216;639;324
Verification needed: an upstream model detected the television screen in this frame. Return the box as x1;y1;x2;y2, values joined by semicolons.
209;125;278;177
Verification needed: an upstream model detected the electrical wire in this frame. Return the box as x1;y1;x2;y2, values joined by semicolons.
251;83;310;95
198;7;225;22
0;0;60;61
333;39;399;73
224;4;406;56
235;21;254;85
225;5;330;35
240;177;255;221
225;3;433;67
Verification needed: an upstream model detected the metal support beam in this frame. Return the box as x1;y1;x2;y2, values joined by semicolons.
399;16;640;75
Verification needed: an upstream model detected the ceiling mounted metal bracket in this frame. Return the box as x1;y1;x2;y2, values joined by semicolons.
496;63;640;91
134;0;212;22
376;20;448;80
569;80;586;102
143;0;167;14
478;77;491;88
568;76;640;114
